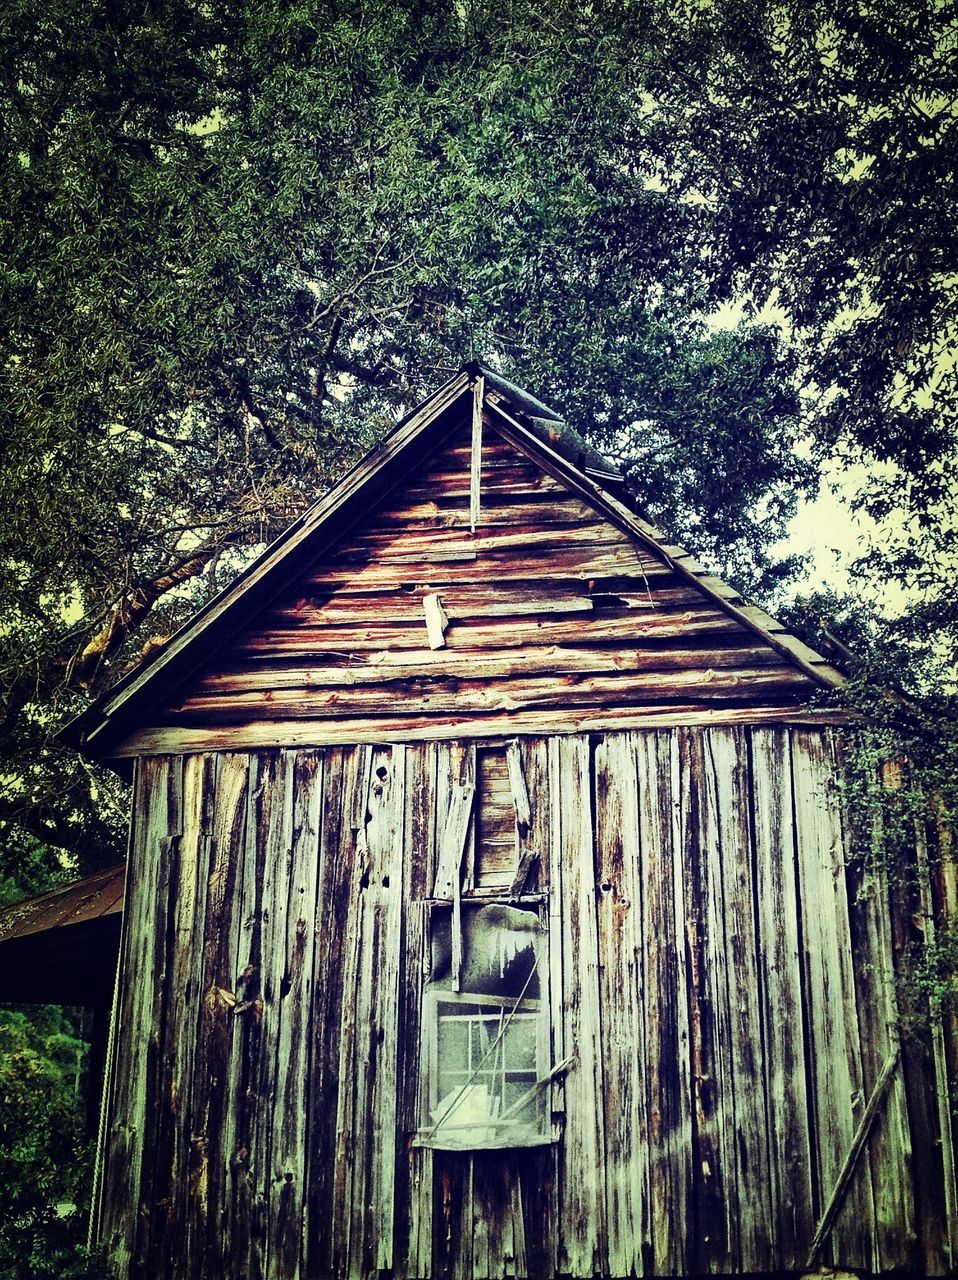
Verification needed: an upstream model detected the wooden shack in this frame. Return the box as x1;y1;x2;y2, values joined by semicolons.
64;363;956;1279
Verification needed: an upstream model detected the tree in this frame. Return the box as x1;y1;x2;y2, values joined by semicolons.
0;0;815;876
0;1006;99;1280
647;0;958;667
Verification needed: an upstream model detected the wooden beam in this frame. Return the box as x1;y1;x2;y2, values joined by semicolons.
805;1043;902;1269
421;593;449;649
470;375;484;532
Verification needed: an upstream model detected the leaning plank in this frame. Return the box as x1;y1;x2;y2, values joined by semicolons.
433;782;475;900
422;593;449;649
505;739;532;830
806;1044;903;1269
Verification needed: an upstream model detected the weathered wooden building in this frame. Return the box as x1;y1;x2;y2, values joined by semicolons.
62;364;956;1278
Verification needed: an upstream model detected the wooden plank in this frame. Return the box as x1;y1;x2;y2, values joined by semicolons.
636;730;691;1274
792;729;875;1269
112;704;856;757
160;754;214;1277
423;593;449;649
552;735;607;1276
365;745;405;1273
835;741;914;1272
222;751;268;1279
678;726;733;1273
268;750;324;1280
224;609;750;658
168;666;812;723
330;745;373;1275
433;783;475;900
190;752;249;1280
468;1154;529;1279
374;496;600;529
302;543;664;587
334;522;638;559
302;748;348;1280
505;740;532;831
749;728;815;1270
199;642;780;692
396;744;439;1280
594;732;650;1276
101;756;178;1278
470;374;484;532
131;763;182;1279
398;474;564;503
246;750;295;1280
705;726;774;1270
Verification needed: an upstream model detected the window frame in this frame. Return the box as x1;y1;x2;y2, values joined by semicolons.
414;897;556;1152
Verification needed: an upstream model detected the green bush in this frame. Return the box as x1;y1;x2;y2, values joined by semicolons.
0;1007;107;1279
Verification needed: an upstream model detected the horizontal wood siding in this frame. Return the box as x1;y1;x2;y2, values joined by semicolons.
115;418;823;755
99;728;950;1278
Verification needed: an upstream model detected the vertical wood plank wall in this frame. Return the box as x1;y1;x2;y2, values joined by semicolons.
98;729;954;1279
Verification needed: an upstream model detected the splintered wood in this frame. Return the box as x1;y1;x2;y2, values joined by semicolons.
115;415;835;757
94;729;950;1280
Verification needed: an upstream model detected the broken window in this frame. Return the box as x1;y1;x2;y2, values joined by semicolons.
416;744;555;1151
418;902;551;1150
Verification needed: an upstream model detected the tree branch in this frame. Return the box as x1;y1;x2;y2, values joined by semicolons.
69;541;222;692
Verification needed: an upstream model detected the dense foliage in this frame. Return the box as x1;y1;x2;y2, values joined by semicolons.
0;3;955;1268
0;1006;102;1279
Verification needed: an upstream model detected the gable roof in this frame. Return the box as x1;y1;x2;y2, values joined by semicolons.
62;361;844;757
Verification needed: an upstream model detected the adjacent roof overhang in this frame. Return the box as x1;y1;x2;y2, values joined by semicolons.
61;361;845;758
0;863;124;1005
